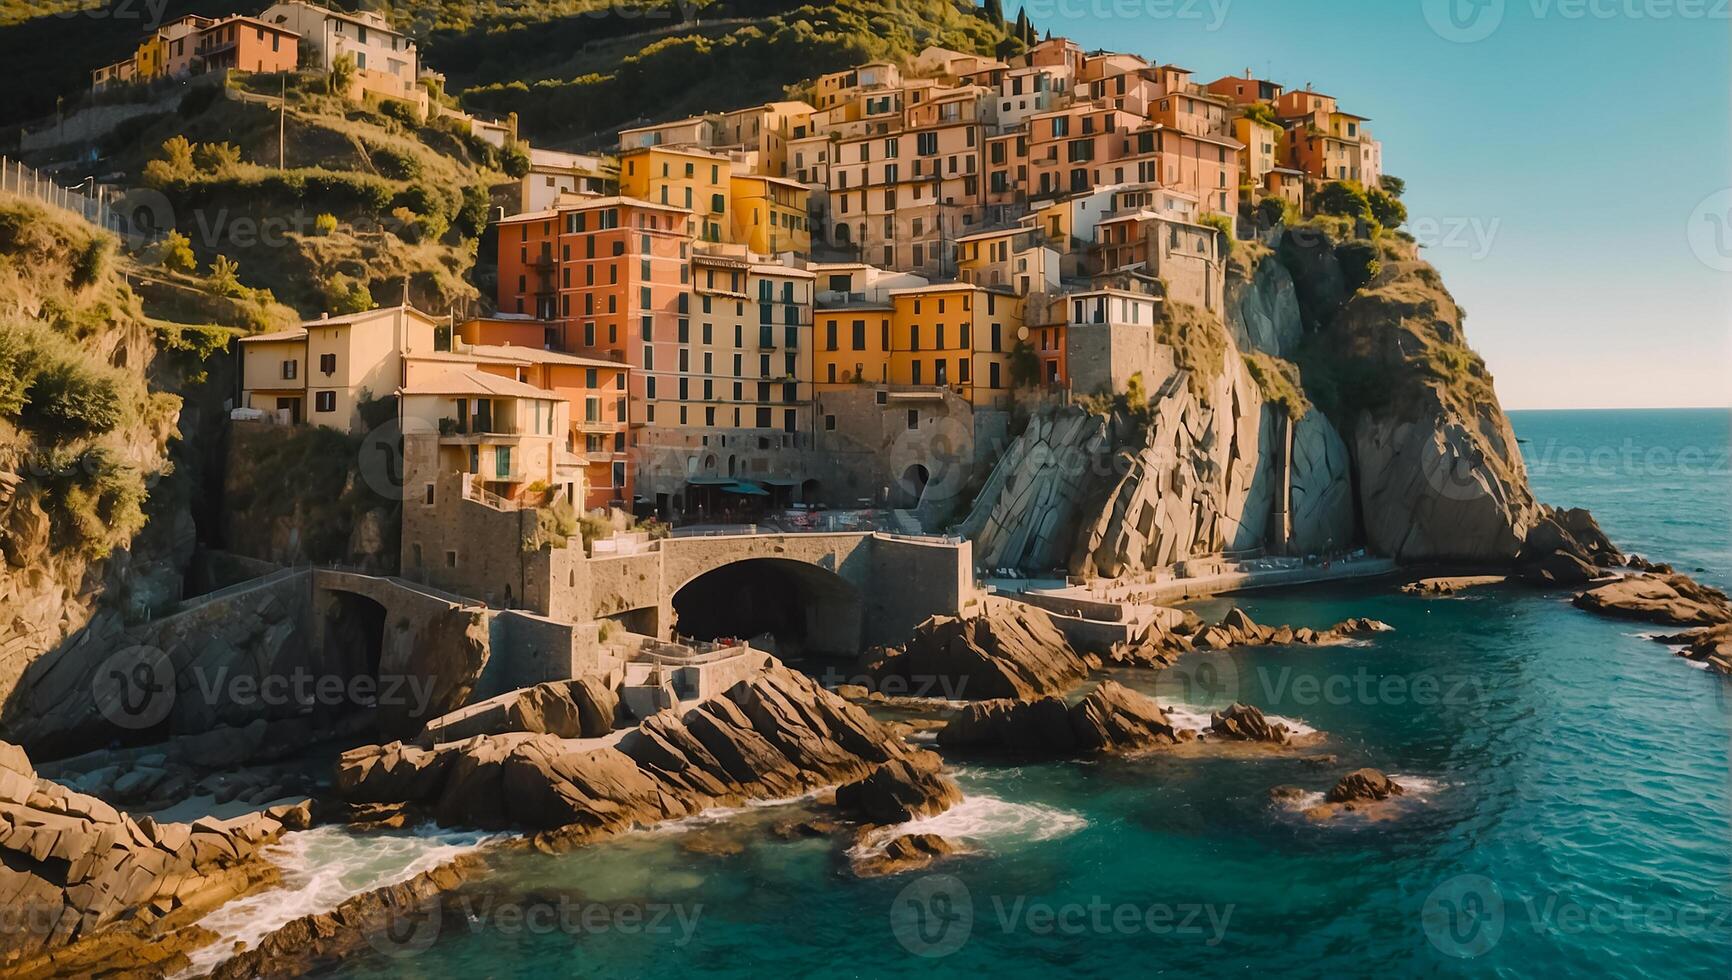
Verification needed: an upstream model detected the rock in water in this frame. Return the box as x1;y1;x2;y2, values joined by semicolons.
850;833;960;878
1573;574;1732;628
1325;768;1404;804
937;681;1184;757
1209;703;1290;744
334;664;961;834
0;741;285;971
861;602;1088;701
834;754;963;825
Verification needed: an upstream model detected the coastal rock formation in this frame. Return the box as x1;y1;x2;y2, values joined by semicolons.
860;602;1088;701
1300;235;1542;562
849;833;960;878
0;741;285;972
1287;408;1359;555
835;756;962;825
1515;507;1624;586
1326;768;1404;804
1400;575;1507;596
1573;574;1732;628
1656;625;1732;674
207;856;481;980
335;665;960;834
953;408;1113;572
1208;703;1290;743
1188;608;1391;651
1225;250;1304;358
937;681;1187;757
419;676;619;745
374;606;490;739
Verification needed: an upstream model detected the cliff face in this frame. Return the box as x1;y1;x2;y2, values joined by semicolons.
958;256;1357;576
1293;233;1540;562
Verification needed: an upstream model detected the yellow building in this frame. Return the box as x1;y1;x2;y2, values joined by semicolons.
727;174;810;255
618;146;734;244
814;302;894;390
887;282;1023;408
135;33;167;80
1231;116;1282;189
236;305;441;432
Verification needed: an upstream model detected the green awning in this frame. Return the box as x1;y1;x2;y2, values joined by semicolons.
723;481;769;496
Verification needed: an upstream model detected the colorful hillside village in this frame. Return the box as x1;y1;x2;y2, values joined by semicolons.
177;11;1389;594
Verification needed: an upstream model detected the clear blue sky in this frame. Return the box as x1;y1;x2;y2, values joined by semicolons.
1019;0;1732;409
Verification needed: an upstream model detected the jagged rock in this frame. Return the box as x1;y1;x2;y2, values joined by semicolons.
771;816;838;840
1209;703;1290;743
1657;624;1732;674
1226;251;1303;357
0;741;283;971
834;754;962;826
1573;574;1732;628
332;664;957;835
850;832;959;878
938;681;1185;757
1288;409;1358;554
178;719;270;769
1400;575;1506;596
1325;768;1404;804
374;606;490;740
420;677;620;745
1268;784;1307;804
860;602;1088;701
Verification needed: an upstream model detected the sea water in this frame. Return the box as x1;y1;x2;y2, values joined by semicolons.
309;409;1731;978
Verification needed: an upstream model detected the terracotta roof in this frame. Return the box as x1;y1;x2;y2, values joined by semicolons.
237;328;308;344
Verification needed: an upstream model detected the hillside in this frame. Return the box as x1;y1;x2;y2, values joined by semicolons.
2;0;1014;143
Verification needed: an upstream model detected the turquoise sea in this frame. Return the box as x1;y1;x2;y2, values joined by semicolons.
303;409;1730;979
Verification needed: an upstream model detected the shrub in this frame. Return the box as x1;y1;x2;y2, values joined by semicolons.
454;184;490;238
72;234;114;289
143;135;196;187
331;53;357;94
321;274;374;314
379;99;420;125
1242;351;1310;419
1313;180;1373;222
1367;188;1407;228
47;447;148;559
500;138;531;178
155;230;197;273
192;141;242;175
1379;174;1406;198
1256;195;1295;228
206;254;245;297
313;213;338;236
373;146;421;181
23;358;124;440
1198;212;1235;256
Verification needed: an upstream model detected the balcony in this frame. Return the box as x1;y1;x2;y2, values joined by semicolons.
576;418;615;435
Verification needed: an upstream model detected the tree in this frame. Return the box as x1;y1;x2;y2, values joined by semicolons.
155;230;197;274
983;0;1005;27
1012;7;1029;44
1313;180;1373;222
500;139;531;179
1378;174;1406;198
330;52;357;96
1367;188;1407;229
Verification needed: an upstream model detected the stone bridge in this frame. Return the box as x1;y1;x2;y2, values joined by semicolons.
574;532;977;657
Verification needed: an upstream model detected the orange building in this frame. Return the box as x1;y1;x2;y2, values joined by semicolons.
192;16;300;74
454;318;634;510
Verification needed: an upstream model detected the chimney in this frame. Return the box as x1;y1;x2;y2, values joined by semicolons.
320;312;329;320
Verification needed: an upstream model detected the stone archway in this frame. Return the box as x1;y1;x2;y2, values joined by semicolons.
670;558;864;658
896;463;930;508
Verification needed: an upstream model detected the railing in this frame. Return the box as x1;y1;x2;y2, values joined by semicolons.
0;156;152;242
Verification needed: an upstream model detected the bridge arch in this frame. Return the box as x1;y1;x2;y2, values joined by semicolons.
670;557;864;658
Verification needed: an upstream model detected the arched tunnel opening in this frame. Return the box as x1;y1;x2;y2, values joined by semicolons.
321;592;388;715
671;559;864;660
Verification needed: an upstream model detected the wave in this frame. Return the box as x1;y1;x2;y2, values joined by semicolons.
851;794;1087;857
178;824;498;978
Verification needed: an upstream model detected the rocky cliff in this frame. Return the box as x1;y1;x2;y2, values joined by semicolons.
959;223;1539;575
1292;230;1540;561
957;253;1356;577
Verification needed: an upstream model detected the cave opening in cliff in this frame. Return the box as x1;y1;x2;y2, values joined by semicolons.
671;558;863;659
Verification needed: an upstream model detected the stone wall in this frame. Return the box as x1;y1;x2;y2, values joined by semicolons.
1067;324;1177;399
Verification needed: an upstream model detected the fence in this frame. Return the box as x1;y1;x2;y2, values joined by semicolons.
0;156;158;244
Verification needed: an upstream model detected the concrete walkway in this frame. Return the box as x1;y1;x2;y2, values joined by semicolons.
992;555;1399;612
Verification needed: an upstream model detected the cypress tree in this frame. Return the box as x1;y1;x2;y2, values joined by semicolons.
984;0;1005;28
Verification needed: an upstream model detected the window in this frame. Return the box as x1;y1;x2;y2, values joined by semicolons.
907;409;919;430
496;446;512;479
446;550;458;569
423;484;434;506
281;359;297;380
314;391;336;413
319;353;336;375
825;414;836;430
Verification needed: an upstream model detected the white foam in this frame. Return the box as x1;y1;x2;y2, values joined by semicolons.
178;824;496;978
852;794;1086;857
1388;774;1443;797
1163;703;1318;739
1275;790;1326;812
637;786;833;835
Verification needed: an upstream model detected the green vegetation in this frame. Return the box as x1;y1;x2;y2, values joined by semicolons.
1008;340;1041;387
526;495;580;551
1152;302;1229;402
1242;351;1310;419
1198;213;1236;256
224;423;392;562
